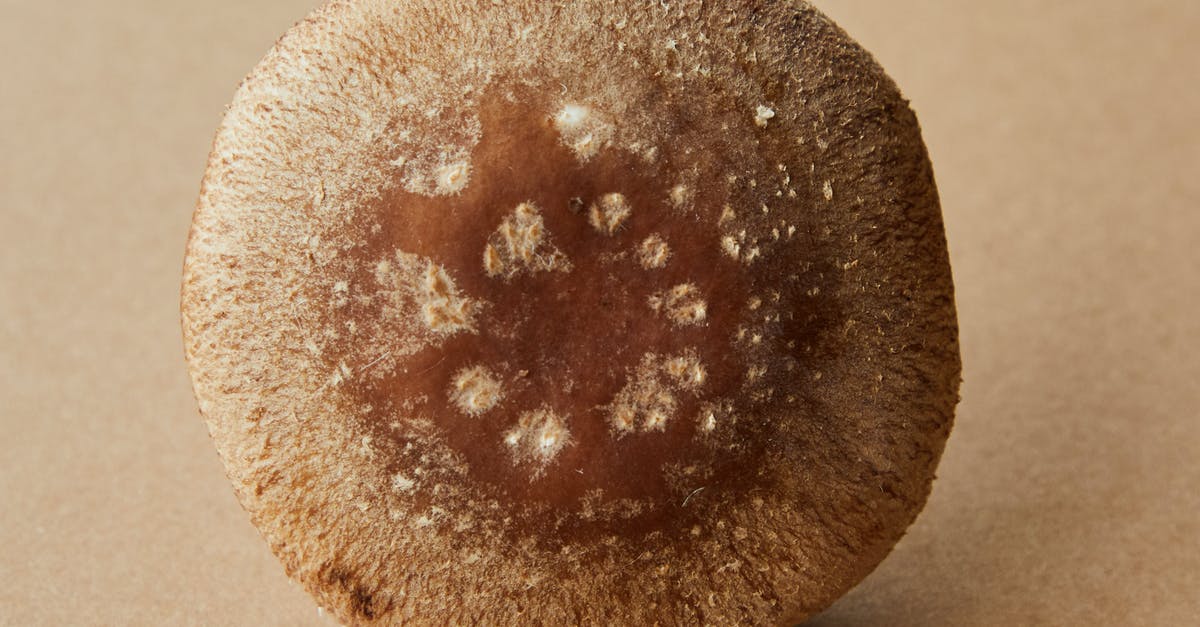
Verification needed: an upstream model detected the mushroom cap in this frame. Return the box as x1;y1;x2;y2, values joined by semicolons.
181;1;960;625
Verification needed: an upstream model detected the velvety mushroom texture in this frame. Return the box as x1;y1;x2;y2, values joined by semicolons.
181;1;960;625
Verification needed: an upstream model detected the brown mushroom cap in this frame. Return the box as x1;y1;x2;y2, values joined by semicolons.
181;1;960;625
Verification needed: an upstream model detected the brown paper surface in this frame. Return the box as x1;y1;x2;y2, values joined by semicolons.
2;1;1196;625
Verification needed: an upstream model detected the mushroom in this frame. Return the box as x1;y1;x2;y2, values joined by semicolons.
181;1;960;625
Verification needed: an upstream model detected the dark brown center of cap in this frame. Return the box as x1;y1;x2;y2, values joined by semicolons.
328;86;826;518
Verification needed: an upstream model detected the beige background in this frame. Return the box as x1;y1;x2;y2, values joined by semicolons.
2;1;1197;625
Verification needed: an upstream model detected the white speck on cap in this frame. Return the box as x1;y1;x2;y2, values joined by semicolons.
555;104;590;130
754;105;776;127
435;161;471;195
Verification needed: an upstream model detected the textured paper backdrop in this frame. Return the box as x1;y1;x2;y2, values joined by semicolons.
2;1;1197;625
